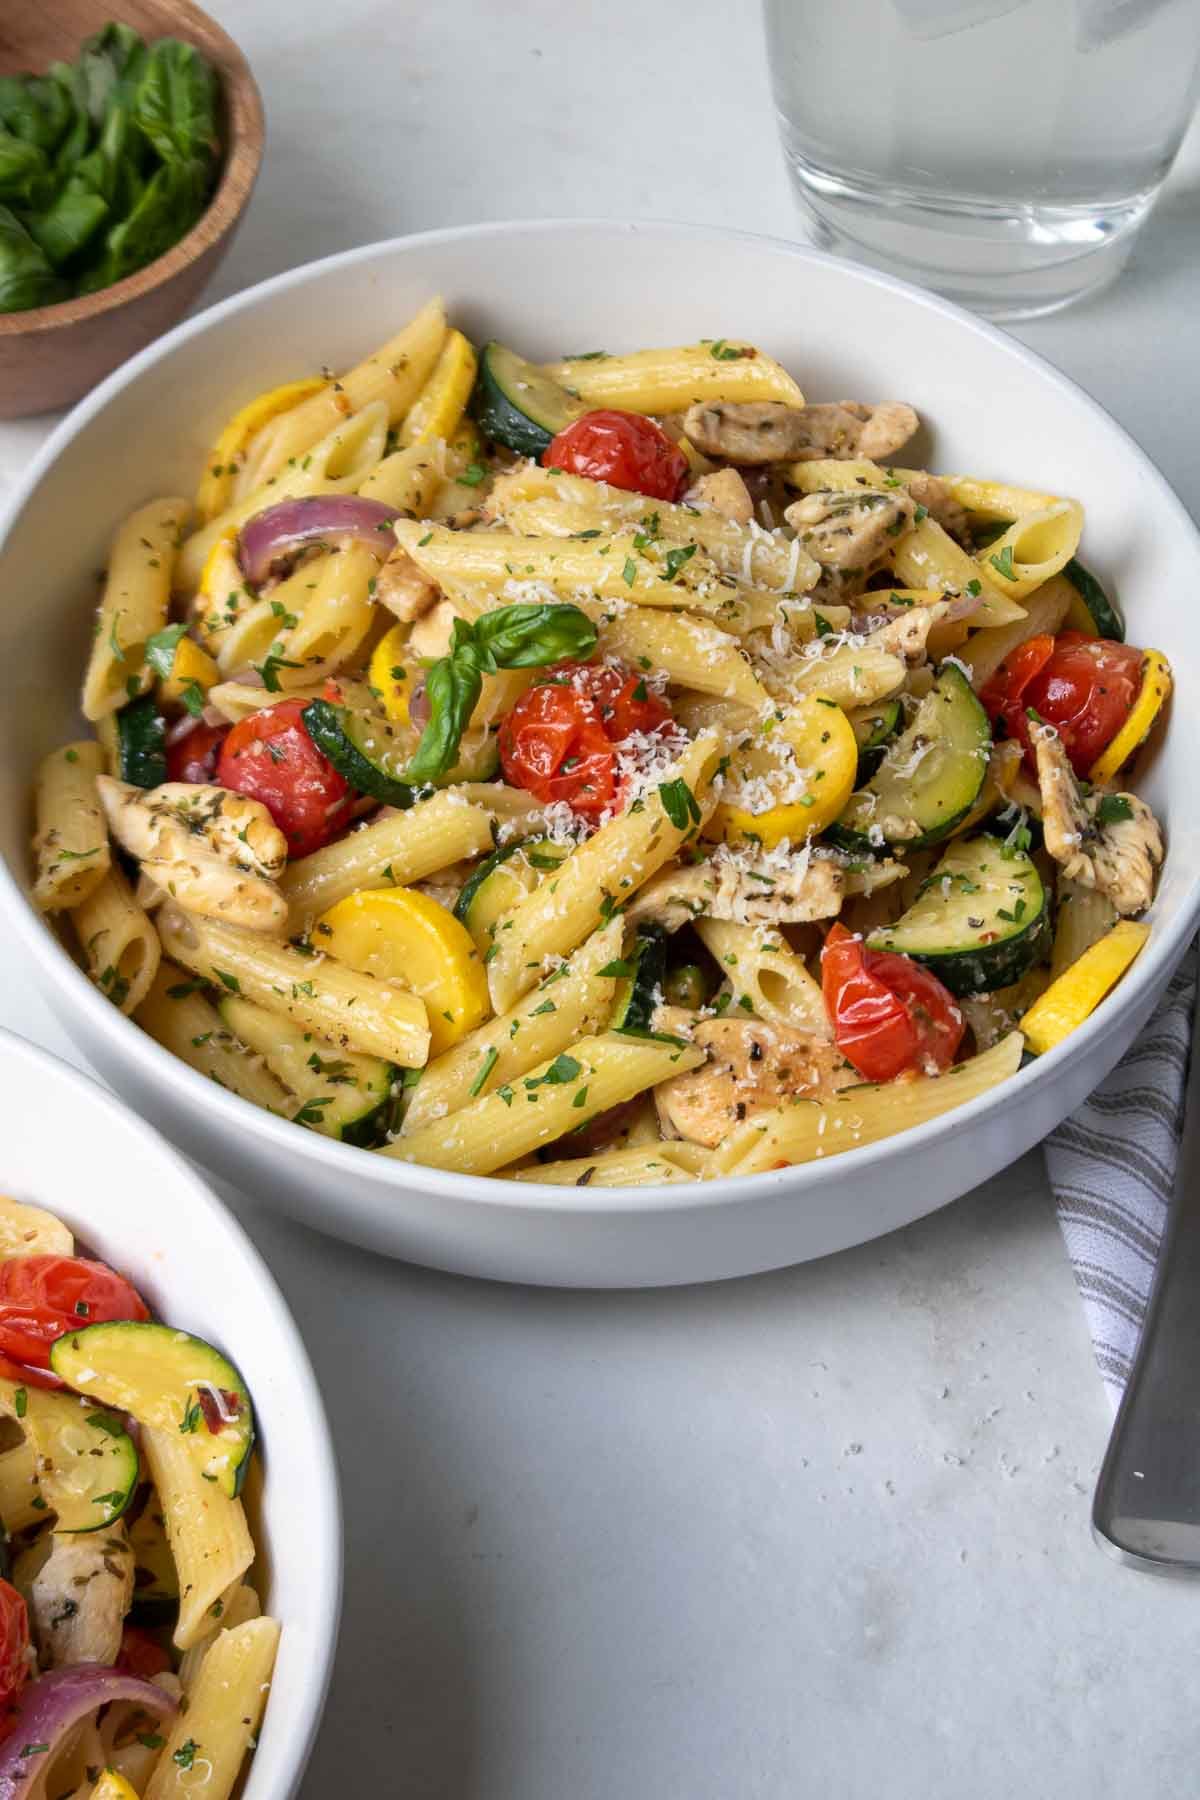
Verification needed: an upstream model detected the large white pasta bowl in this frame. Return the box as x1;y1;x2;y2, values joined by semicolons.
0;1029;341;1796
0;220;1196;1288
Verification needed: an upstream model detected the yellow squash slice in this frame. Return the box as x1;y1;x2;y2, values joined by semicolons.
368;623;413;724
195;376;329;522
1020;919;1149;1056
157;634;219;710
318;888;489;1055
1087;649;1172;783
398;329;478;448
710;695;858;848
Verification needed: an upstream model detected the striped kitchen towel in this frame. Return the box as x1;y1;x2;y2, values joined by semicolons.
1044;942;1197;1402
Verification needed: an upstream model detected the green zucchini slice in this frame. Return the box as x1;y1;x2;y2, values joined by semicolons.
455;837;569;955
51;1321;255;1500
851;698;903;780
302;697;416;807
1063;557;1125;641
473;342;581;458
610;926;667;1034
218;994;398;1146
116;695;167;788
867;833;1049;995
830;664;991;853
6;1384;138;1532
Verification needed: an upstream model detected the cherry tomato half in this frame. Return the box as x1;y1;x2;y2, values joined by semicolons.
544;410;688;501
821;922;964;1083
980;631;1142;776
0;1580;30;1742
117;1624;173;1680
216;697;353;858
0;1256;149;1389
165;721;229;786
498;661;674;821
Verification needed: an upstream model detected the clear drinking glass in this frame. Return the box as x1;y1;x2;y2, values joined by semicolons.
763;0;1200;319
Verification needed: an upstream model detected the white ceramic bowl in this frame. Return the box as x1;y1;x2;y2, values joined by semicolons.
0;1028;341;1795
0;220;1196;1288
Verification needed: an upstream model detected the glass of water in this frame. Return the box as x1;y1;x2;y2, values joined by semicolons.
763;0;1200;319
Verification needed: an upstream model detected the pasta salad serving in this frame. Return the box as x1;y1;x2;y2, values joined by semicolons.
0;1194;276;1799
31;299;1172;1185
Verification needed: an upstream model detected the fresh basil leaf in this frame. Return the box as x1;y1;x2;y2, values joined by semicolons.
0;75;72;154
406;647;484;783
474;602;596;670
144;621;188;680
78;156;206;292
23;176;108;269
0;131;48;204
131;39;217;166
78;22;144;126
0;204;66;312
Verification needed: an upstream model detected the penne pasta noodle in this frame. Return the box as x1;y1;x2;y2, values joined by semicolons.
386;1031;705;1174
82;497;189;720
695;919;828;1035
513;1142;709;1184
136;965;294;1114
144;1616;280;1797
234;295;446;495
140;1423;256;1650
72;865;161;1015
32;741;111;911
959;572;1074;689
402;918;623;1133
598;607;772;710
156;907;431;1067
712;1034;1025;1175
542;341;804;412
891;515;1028;628
281;793;496;931
972;500;1083;601
485;731;726;1012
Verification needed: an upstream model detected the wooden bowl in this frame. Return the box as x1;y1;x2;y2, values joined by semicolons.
0;0;263;418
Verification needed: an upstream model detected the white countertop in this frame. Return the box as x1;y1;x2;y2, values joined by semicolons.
4;3;1200;1793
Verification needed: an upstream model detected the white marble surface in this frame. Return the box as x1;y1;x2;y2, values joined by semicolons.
4;2;1200;1793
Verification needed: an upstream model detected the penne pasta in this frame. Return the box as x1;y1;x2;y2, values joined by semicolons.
972;500;1083;601
281;793;496;931
72;865;161;1014
695;919;828;1035
136;965;294;1114
485;731;726;1012
144;1616;280;1797
513;1142;709;1184
386;1031;705;1175
598;608;772;710
140;1423;256;1650
82;497;189;721
959;573;1074;689
541;341;804;412
32;741;111;911
402;918;623;1133
156;907;431;1067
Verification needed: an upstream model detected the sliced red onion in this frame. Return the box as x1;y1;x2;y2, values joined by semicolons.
0;1666;177;1799
239;496;399;588
165;713;203;747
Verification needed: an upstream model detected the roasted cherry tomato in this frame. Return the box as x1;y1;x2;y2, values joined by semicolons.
216;697;353;857
980;631;1141;776
165;721;228;786
498;661;674;821
117;1624;173;1680
544;409;688;501
0;1580;29;1742
821;922;964;1083
0;1256;149;1390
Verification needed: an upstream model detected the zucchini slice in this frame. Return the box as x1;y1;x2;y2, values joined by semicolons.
116;695;167;789
454;838;569;955
473;342;581;458
610;926;667;1034
850;698;903;780
867;833;1049;995
830;664;991;852
1;1383;138;1532
218;994;398;1146
1063;557;1124;641
302;697;416;807
50;1322;255;1501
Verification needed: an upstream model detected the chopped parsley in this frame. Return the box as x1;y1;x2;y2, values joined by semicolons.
989;545;1017;581
469;1046;499;1097
1095;793;1134;825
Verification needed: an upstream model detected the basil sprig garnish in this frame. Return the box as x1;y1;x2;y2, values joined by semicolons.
406;602;597;783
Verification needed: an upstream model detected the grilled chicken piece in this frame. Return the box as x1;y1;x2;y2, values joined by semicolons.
97;777;287;932
375;548;439;623
683;400;919;467
688;467;754;524
655;1018;844;1148
628;852;844;931
903;471;972;546
783;487;917;603
1034;727;1162;916
29;1525;134;1667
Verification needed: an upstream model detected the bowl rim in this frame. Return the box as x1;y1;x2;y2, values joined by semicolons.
0;1023;344;1795
0;0;263;340
2;214;1198;1216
